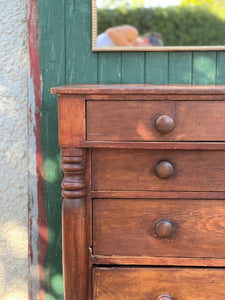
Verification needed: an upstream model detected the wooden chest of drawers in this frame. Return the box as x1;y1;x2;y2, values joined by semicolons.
51;84;225;300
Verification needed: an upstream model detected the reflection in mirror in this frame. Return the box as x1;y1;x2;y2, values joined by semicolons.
92;0;225;51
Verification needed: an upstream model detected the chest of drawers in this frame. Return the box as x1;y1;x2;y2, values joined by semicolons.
51;84;225;300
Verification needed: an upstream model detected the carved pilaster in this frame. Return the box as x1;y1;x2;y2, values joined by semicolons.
61;148;86;199
61;147;88;300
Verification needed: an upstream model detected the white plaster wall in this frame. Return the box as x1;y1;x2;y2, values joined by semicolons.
0;0;28;299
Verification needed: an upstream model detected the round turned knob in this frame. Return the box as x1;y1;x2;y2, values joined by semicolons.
155;219;173;238
155;161;174;179
155;115;175;134
158;294;172;300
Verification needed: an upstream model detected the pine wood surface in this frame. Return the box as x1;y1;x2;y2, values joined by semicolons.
87;100;225;141
58;95;85;147
93;267;225;300
92;255;225;267
51;84;225;95
85;94;225;100
61;149;89;299
86;141;225;150
91;191;225;199
93;198;225;257
92;149;225;192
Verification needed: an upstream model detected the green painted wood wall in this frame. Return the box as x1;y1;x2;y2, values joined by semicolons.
36;0;225;299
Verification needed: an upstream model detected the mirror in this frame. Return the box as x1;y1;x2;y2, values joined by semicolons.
92;0;225;51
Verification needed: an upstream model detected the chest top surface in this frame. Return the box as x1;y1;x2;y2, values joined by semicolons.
51;84;225;95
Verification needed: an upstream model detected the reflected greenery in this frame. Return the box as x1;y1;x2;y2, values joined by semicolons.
96;0;225;47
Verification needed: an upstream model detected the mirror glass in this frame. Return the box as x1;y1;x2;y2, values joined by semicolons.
92;0;225;51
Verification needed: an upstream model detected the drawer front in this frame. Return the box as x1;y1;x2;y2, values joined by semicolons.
92;149;225;192
93;199;225;257
87;100;225;142
93;267;225;300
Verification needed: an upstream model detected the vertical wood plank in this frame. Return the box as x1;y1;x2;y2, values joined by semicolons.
98;53;121;84
145;52;169;84
216;52;225;84
37;0;66;298
193;52;217;84
121;52;145;83
65;0;97;83
169;52;192;84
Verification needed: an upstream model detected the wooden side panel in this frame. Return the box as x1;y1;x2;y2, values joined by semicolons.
93;268;225;300
93;199;225;257
92;149;225;192
58;95;85;147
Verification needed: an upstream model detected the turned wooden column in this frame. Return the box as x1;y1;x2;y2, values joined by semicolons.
61;147;88;300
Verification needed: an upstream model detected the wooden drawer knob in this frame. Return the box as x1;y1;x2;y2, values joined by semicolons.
158;294;172;300
155;161;174;179
155;115;175;134
155;219;173;238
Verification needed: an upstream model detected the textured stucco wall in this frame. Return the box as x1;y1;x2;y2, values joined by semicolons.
0;0;28;299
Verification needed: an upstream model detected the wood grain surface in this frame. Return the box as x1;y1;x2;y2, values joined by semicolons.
51;84;225;95
61;148;89;300
93;267;225;300
58;95;85;147
93;198;225;257
87;100;225;141
92;255;225;267
92;149;225;192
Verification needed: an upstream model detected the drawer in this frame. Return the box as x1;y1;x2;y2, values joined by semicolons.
92;149;225;192
93;199;225;257
93;267;225;300
87;100;225;142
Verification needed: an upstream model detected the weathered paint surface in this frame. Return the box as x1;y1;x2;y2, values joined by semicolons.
31;0;225;299
37;0;65;299
28;0;48;299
